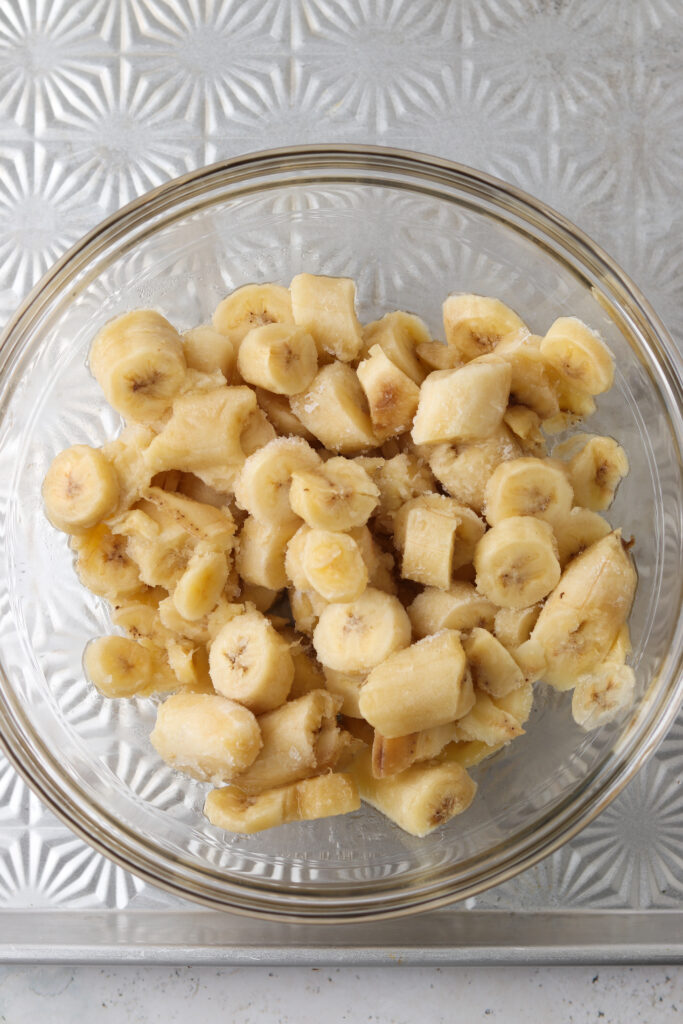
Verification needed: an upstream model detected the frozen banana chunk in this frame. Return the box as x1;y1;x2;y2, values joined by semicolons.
71;523;144;601
322;667;366;717
351;749;477;837
558;434;629;511
89;310;187;422
313;587;411;674
372;453;435;531
428;427;521;515
454;689;525;746
172;545;230;621
237;323;318;395
442;294;526;362
571;625;634;729
528;530;636;690
205;772;360;834
236;515;298;590
43;445;119;535
415;339;462;372
463;628;525;698
234;435;321;526
493;604;542;652
408;582;498;639
362;310;430;384
289;587;329;637
289;456;379;532
290;273;363;362
553;506;611;568
183;325;236;381
359;630;468;738
356;344;420;440
300;529;368;602
540;316;614;395
372;722;459;778
254;387;316;441
393;494;485;574
495;333;559;419
290;363;377;453
84;635;177;698
150;692;262;782
484;457;574;528
212;283;294;341
399;505;460;589
412;359;511;445
209;609;294;713
240;407;277;456
474;516;561;609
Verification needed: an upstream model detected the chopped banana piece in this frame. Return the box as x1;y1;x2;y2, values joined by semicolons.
234;436;321;526
474;515;561;609
541;316;614;395
290;362;377;453
183;325;236;381
484;457;574;528
290;274;363;362
212;283;294;341
205;772;360;834
361;310;430;384
43;445;119;534
209;610;294;713
84;635;177;698
289;456;379;532
237;323;318;395
313;587;411;673
442;294;526;362
463;628;525;698
408;582;498;639
412;359;512;445
356;344;420;440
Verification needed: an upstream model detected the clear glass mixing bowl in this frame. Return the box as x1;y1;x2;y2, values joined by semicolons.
0;146;681;922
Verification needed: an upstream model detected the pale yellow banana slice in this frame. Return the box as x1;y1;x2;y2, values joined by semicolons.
172;545;230;621
495;333;559;419
474;515;561;608
150;692;262;782
442;294;526;362
543;373;597;434
239;407;277;457
393;494;485;573
284;524;313;590
415;340;462;372
528;530;636;690
236;515;298;591
289;456;379;531
359;630;468;737
372;453;435;531
102;423;156;513
400;505;461;589
493;603;542;651
143;385;257;492
289;587;329;637
233;436;321;526
289;362;377;453
42;445;119;534
454;689;525;745
439;739;505;769
494;681;534;726
428;426;522;515
560;434;629;511
183;325;236;381
312;587;411;673
372;721;459;778
572;664;635;730
356;344;421;440
254;387;317;441
236;323;318;395
503;406;547;457
361;310;430;384
290;273;363;362
212;283;294;341
407;582;498;639
205;772;359;834
232;689;345;794
484;457;574;527
83;635;176;698
412;359;511;444
301;529;368;602
554;506;611;567
209;609;294;713
70;523;143;601
322;666;365;717
463;627;525;698
89;310;187;422
111;589;172;646
158;594;246;646
351;749;477;837
541;316;614;395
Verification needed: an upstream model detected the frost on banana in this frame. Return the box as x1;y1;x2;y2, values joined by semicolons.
351;749;477;837
205;772;360;834
290;362;377;453
527;530;637;691
290;274;363;363
412;359;511;445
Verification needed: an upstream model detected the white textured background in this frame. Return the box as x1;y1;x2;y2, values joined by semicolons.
0;0;682;1018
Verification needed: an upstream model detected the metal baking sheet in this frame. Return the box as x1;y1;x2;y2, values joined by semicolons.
1;0;681;964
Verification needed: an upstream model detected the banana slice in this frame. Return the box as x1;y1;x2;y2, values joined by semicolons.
290;273;363;362
290;362;377;453
150;692;262;782
322;666;365;717
237;323;318;395
361;310;430;384
172;545;230;621
372;721;459;778
212;283;294;342
503;406;547;457
183;325;236;381
494;681;534;726
89;310;187;422
205;772;360;834
484;457;574;527
254;387;316;441
351;749;477;837
428;426;522;515
289;456;379;532
439;739;505;769
289;587;329;637
495;333;559;419
493;603;542;651
158;594;246;646
359;630;468;737
463;627;525;698
239;407;277;457
442;294;526;362
234;436;321;526
454;689;525;745
415;340;462;372
407;582;498;639
412;359;512;444
301;529;368;603
554;506;611;567
571;624;635;729
372;453;435;531
70;523;143;601
143;385;257;492
540;316;614;395
236;515;297;591
312;587;411;673
543;373;597;434
209;610;294;713
102;423;156;513
356;344;421;441
559;434;629;511
474;515;561;608
529;530;636;690
393;494;485;573
83;635;176;698
42;445;119;534
398;504;461;589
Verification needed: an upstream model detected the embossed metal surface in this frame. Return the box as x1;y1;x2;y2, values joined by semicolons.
0;0;681;956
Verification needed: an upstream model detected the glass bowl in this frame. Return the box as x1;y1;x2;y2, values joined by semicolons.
0;146;681;923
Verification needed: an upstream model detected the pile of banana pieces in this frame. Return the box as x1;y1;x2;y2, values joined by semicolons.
41;275;636;837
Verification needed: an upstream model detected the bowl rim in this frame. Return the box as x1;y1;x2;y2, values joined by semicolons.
0;143;681;923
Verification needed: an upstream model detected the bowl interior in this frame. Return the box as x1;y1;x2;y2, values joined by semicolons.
0;152;680;918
